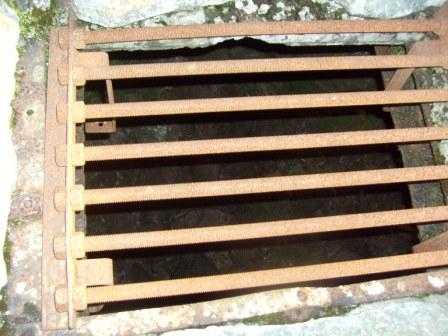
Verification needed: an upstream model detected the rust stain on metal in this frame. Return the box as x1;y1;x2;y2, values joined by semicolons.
82;206;448;252
42;6;448;330
79;127;448;163
42;28;69;330
77;54;448;82
83;54;116;133
83;89;448;120
85;251;448;305
413;230;448;253
77;166;448;207
82;19;442;45
62;16;78;328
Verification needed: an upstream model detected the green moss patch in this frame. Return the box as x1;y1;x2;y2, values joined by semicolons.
5;0;59;41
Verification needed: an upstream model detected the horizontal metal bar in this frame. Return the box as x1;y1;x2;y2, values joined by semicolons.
84;89;448;120
83;127;448;162
82;20;441;45
84;206;448;252
78;55;447;82
85;250;448;304
81;166;448;207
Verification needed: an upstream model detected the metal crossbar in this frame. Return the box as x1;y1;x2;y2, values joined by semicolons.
43;7;448;330
79;206;448;252
71;166;447;208
73;55;448;83
76;127;448;162
76;89;448;120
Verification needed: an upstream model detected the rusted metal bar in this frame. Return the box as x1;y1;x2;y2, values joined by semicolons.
79;127;448;163
84;250;448;305
413;230;448;253
71;166;448;209
81;89;448;120
63;19;79;328
42;28;69;330
77;270;448;333
76;258;114;286
81;19;442;45
83;206;448;252
82;53;116;133
77;55;448;83
105;79;114;104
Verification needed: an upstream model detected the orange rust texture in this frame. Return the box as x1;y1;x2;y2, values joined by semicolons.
82;127;448;162
85;251;448;304
76;259;114;286
84;206;448;252
77;55;448;82
42;29;69;330
83;89;448;119
82;19;441;45
81;166;448;206
413;230;448;253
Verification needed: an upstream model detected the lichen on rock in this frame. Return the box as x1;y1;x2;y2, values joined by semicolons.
72;0;233;28
414;66;448;164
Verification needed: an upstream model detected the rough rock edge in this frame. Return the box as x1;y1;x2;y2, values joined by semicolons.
72;0;447;28
161;294;448;336
0;1;19;289
413;67;448;164
74;1;441;51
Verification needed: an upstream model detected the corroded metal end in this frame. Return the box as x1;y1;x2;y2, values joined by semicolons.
53;187;66;212
54;232;86;260
58;28;86;50
55;285;87;312
71;185;85;212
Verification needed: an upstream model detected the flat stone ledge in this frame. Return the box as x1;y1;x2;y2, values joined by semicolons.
76;270;448;335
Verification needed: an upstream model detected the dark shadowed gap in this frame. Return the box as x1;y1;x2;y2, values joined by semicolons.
82;39;416;314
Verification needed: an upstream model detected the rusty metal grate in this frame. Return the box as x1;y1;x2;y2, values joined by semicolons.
43;6;448;330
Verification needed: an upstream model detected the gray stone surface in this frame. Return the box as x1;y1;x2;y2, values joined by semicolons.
413;67;448;164
73;0;448;28
72;0;232;27
335;0;447;18
441;140;448;164
5;35;47;336
0;1;19;289
15;0;51;11
163;295;448;336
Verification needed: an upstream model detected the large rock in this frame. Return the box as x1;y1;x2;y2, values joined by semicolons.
73;0;447;28
0;2;19;288
72;0;232;28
